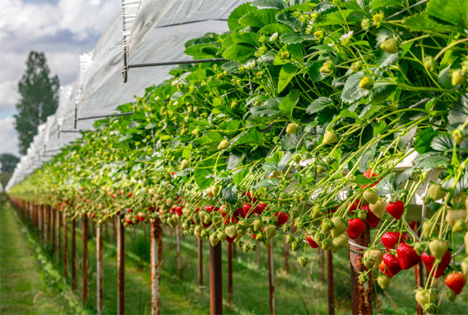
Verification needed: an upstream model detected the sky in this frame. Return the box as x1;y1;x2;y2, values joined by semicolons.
0;0;119;156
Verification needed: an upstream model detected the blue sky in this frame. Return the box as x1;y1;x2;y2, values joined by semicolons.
0;0;119;155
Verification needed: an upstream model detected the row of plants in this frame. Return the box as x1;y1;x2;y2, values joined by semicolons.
9;0;468;312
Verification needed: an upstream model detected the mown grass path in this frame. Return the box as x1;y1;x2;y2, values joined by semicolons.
0;202;64;314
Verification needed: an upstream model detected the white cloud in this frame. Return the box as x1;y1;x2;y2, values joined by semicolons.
0;0;119;139
0;116;19;156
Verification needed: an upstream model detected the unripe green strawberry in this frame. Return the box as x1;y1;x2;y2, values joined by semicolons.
180;159;189;170
331;217;348;237
451;70;466;86
217;231;227;242
377;275;390;290
415;289;435;308
359;77;372;89
253;219;264;232
356;210;367;221
323;130;338;145
332;233;349;250
209;233;220;247
286;123;298;134
424;56;435;71
321;239;332;251
363;190;378;204
312;205;323;219
452;129;464;145
373;13;384;27
292;154;301;164
314;30;324;40
369;199;386;219
363;249;383;270
281;51;290;59
238;220;250;229
422;221;438;238
210;185;220;196
321;218;333;234
446;209;466;227
251;243;257;252
429;239;448;261
298;257;310;268
194;226;202;237
242;243;250;253
317;165;326;174
218;139;229;150
234;232;244;243
231;100;239;109
380;38;398;54
461;257;468;275
225;226;237;238
361;18;370;30
427;184;445;200
265;225;277;239
166;198;174;207
452;220;467;233
286;234;295;244
465;232;468;254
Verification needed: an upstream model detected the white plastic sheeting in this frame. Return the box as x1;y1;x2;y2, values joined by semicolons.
7;0;250;191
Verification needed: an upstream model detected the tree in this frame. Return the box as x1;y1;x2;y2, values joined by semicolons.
14;51;60;154
0;154;20;173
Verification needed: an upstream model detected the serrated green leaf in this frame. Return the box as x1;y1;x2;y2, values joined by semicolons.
403;13;460;33
222;186;238;204
239;9;278;28
222;45;257;63
426;0;468;28
254;178;279;189
431;133;454;152
341;72;368;103
279;89;300;116
258;23;293;34
280;32;305;44
278;63;299;93
228;3;257;32
307;97;333;114
414;152;450;169
414;128;438;154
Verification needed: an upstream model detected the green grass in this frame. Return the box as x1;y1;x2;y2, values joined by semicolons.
2;199;467;314
0;199;84;314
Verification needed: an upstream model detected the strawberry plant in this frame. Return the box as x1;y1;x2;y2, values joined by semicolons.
8;0;468;312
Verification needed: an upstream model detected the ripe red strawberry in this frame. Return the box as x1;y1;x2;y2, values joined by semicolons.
255;203;267;214
382;253;402;276
221;212;237;225
137;212;147;222
347;218;366;239
204;205;214;212
234;207;245;219
361;170;380;188
421;250;451;278
379;261;393;277
275;212;288;226
243;191;258;204
382;232;408;252
347;199;362;214
386;201;405;220
397;243;421;270
445;272;467;295
243;204;253;217
306;235;319;248
128;208;133;213
174;206;183;216
362;205;380;228
226;235;236;244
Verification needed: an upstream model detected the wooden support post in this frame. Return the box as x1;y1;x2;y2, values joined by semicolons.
209;242;223;315
197;238;203;288
82;215;89;304
63;213;68;278
176;225;181;277
227;242;233;307
96;225;104;315
284;235;289;273
268;240;275;315
71;218;76;291
326;250;335;315
117;214;125;315
150;218;162;315
350;226;373;315
57;210;61;262
51;207;56;255
47;206;52;245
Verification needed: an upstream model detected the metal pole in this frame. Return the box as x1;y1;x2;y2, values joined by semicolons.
97;225;104;315
268;240;275;315
209;242;223;315
176;225;181;277
82;215;89;303
350;226;373;315
227;242;233;307
150;218;163;315
326;250;335;315
63;213;68;278
198;238;203;288
71;218;76;291
117;214;125;315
